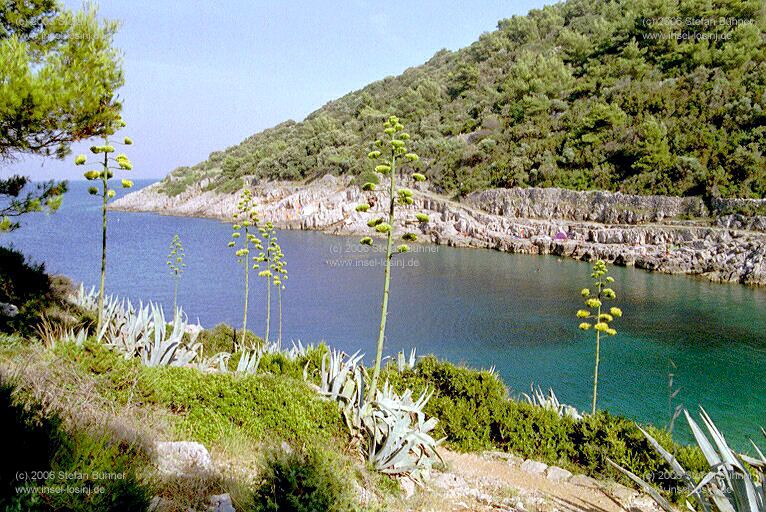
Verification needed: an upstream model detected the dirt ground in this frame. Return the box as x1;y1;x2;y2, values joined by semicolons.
400;450;665;512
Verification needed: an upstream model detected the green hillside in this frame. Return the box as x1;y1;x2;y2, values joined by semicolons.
160;0;766;199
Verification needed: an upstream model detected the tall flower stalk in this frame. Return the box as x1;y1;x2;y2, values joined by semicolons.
576;259;622;415
256;221;280;343
270;233;287;345
74;120;134;334
228;190;260;351
358;115;426;395
166;234;186;314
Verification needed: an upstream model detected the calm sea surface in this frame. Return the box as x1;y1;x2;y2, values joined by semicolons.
5;180;765;449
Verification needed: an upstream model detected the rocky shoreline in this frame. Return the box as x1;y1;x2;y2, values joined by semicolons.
111;176;766;286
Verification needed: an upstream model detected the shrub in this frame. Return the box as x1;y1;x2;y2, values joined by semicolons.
382;355;507;451
382;356;708;497
353;170;380;188
197;324;262;355
144;367;344;446
251;446;356;512
0;247;79;337
55;342;345;448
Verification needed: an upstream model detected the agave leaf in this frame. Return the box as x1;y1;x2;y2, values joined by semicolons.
607;459;675;512
686;410;723;468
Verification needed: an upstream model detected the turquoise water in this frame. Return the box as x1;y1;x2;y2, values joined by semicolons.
4;181;765;449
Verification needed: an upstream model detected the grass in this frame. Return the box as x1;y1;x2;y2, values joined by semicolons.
0;338;386;510
0;370;153;511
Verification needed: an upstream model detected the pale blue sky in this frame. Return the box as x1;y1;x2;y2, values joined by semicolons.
9;0;552;180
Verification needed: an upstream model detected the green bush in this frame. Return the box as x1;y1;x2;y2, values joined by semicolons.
251;446;356;512
197;323;262;355
54;342;346;448
0;247;54;335
145;367;344;445
157;0;766;200
382;355;508;451
0;380;152;512
353;170;380;188
382;356;708;497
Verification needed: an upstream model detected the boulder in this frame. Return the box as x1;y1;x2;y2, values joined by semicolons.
520;459;548;475
0;303;18;317
208;493;235;512
155;441;213;477
544;466;572;482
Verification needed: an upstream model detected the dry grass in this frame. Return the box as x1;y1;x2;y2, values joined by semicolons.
0;342;170;453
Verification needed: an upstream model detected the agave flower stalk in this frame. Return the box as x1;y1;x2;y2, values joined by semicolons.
576;259;622;414
74;119;134;335
228;189;261;351
358;115;426;396
256;221;278;343
166;234;186;315
271;238;287;345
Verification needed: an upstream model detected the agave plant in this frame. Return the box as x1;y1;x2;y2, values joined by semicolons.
137;305;201;367
196;352;232;373
106;300;152;358
310;349;442;485
235;349;262;374
73;120;134;335
316;349;364;403
521;385;583;421
72;284;99;311
610;408;766;512
364;383;443;482
577;259;623;414
394;348;417;373
357;115;426;396
286;340;314;360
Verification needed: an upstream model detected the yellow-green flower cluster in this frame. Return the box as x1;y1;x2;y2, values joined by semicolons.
75;127;135;198
358;116;428;248
167;234;186;276
577;259;621;336
229;189;262;265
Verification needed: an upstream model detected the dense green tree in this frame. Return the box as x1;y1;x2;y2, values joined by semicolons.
1;1;123;230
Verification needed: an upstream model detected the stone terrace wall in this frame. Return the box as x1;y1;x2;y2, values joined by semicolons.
466;188;709;224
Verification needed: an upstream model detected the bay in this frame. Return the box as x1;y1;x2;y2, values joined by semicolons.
4;180;765;449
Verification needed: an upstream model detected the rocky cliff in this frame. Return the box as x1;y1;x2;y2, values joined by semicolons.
112;177;766;286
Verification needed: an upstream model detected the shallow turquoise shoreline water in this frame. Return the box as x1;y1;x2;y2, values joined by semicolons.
5;181;765;450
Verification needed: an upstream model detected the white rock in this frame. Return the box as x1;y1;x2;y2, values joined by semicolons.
0;302;18;317
155;441;213;477
544;466;572;482
207;493;235;512
520;459;548;475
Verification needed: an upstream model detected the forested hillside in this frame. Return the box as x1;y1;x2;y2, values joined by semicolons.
161;0;766;199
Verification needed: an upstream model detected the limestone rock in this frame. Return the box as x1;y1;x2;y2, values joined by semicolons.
155;441;213;477
113;181;766;286
207;493;235;512
0;302;18;317
520;459;548;475
544;466;572;482
568;474;600;489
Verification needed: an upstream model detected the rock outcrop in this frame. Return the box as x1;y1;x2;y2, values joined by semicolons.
112;177;766;286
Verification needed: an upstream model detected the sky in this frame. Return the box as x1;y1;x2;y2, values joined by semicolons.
8;0;553;181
